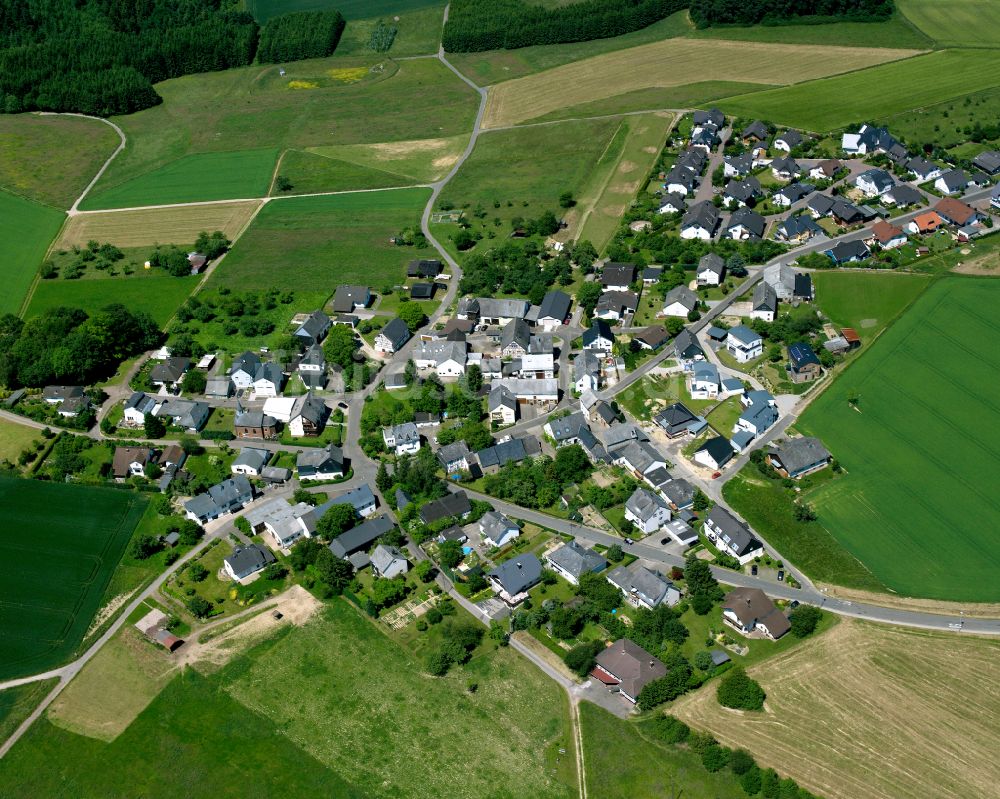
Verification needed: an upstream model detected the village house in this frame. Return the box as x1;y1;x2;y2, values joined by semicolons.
328;515;395;559
244;498;317;550
545;411;588;447
592;639;667;704
234;407;278;440
696;253;725;286
855;168;894;197
545;541;607;585
407;258;442;279
674;329;705;370
287;392;328;437
633;325;670;351
724;177;762;208
884;184;923;208
537;290;572;331
788;343;822;383
726;325;763;363
770;156;800;181
488;553;542;606
654;402;699;438
332;285;372;314
662;285;698;317
382;422;420;456
624;487;671;534
773;129;802;152
934;197;979;227
600;262;637;291
296;444;345;481
582;320;615;351
375;318;411;354
371;545;409;579
735;389;778;440
437;442;471;474
149;356;190;389
224;544;275;581
867;220;907;250
231;447;271;477
594;290;639;322
693;435;734;471
293;310;331;345
412;340;467;378
726;208;766;241
722;587;790;639
184;476;254;523
768;436;832;479
318;484;378;520
808;158;842;181
111;446;155;479
690;362;722;400
475;436;535;474
606;564;680;610
704;507;764;564
907;210;944;235
489;385;518;425
680;201;720;240
750;282;777;322
480;510;521;548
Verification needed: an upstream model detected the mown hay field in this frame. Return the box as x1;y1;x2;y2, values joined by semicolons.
0;479;147;681
798;278;1000;601
0;115;119;209
672;619;1000;799
897;0;1000;48
0;189;65;315
58;201;262;249
482;38;923;128
717;49;1000;132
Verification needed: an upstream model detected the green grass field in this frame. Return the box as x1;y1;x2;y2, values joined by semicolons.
81;149;278;210
88;57;478;206
690;12;933;49
0;418;44;466
208;188;431;292
305;133;468;184
812;271;931;343
335;3;445;58
0;679;57;744
580;703;748;798
881;87;1000;151
797;278;1000;601
897;0;1000;48
274;149;417;195
0;479;148;680
716;49;1000;132
26;274;200;326
0;115;119;209
0;190;66;316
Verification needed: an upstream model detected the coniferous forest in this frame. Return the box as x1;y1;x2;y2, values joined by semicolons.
689;0;894;28
0;0;344;116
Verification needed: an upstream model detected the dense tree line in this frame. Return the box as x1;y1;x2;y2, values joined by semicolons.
257;10;345;63
0;0;345;115
0;305;160;388
690;0;893;28
442;0;688;52
458;241;572;300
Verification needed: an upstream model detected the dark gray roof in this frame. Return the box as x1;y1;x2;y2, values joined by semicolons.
828;239;870;263
407;258;442;278
663;285;697;313
741;120;768;141
317;484;376;517
698;252;725;277
546;541;606;579
333;285;370;313
674;329;704;360
601;263;637;287
295;310;331;342
808;194;835;216
654;402;697;433
150;356;190;383
753;281;777;313
489;553;542;595
538;290;571;322
328;515;395;558
885;184;923;207
379;318;411;351
724;177;761;203
437;441;471;469
582;320;614;347
231;351;261;377
696;436;734;466
225;544;275;579
420;491;471;524
693;108;724;127
972;150;1000;174
728;208;765;238
858;168;894;192
776;182;814;204
681;201;719;234
771;156;800;175
501;318;531;352
706;506;759;556
548;412;587;442
410;282;436;299
776;129;802;148
476;437;529;469
771;437;831;475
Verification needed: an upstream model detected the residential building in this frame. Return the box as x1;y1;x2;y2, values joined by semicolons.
788;343;822;382
606;564;680;610
722;587;790;639
224;544;276;581
613;440;667;479
674;329;705;369
475;437;533;473
600;263;637;291
593;639;667;704
704;507;763;565
726;325;763;363
293;310;331;344
573;350;602;394
545;541;607;585
827;239;870;265
774;214;823;244
537;290;572;331
736;389;778;438
382;422;420;455
658;192;687;214
654;403;698;438
296;444;345;481
594;290;638;321
244;498;317;550
726;208;766;241
884;184;923;208
855;168;895;197
770;156;800;180
154;397;210;432
680;201;719;240
633;326;670;351
696;253;725;286
724;177;761;207
492;378;559;406
905;157;943;183
480;511;520;548
935;169;969;195
723;152;753;178
112;446;154;479
906;211;944;235
234;408;278;440
488;553;542;606
773;129;802;152
410;282;436;300
808;158;842;180
741;120;768;142
489;385;518;425
690;362;721;400
624;487;671;534
662;285;698;317
184;476;254;523
372;545;409;579
437;441;471;473
231;447;270;477
663;518;698;547
407;258;442;278
661;478;695;510
288;392;328;437
768;436;832;479
972;150;1000;175
501;318;531;357
328;515;395;558
934;197;978;227
582;320;615;351
841;124;896;155
693;435;734;471
750;282;777;322
867;220;907;250
375;318;411;353
149;356;190;389
412;340;467;377
318;484;377;520
332;285;371;314
772;182;813;208
420;492;472;525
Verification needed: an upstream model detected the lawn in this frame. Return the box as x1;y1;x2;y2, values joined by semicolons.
722;464;886;592
87;57;478;205
26;274;200;327
0;115;120;209
436;117;631;254
812;271;931;343
223;600;577;798
80;149;279;210
57;202;262;249
796;278;1000;601
0;679;58;744
334;3;446;58
689;12;934;49
0;478;148;681
272;149;419;195
716;49;1000;132
704;396;742;436
897;0;1000;48
0;189;66;316
0;670;363;797
0;418;45;466
207;188;431;292
577;113;675;252
617;373;716;421
579;703;748;799
481;38;920;128
671;619;1000;799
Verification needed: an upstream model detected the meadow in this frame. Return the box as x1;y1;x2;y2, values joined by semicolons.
26;274;200;326
80;149;278;210
303;133;468;184
0;478;147;681
672;620;1000;799
797;278;1000;601
207;188;431;292
811;271;931;343
272;149;419;195
481;38;920;128
0;190;66;316
57;202;262;249
87;57;478;207
0;418;45;465
246;0;442;22
689;12;933;49
0;679;57;745
882;87;1000;151
896;0;1000;48
717;49;1000;132
334;3;446;58
0;115;119;209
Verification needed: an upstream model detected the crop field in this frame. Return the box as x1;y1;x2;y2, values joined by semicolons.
577;113;674;251
0;478;147;681
0;190;66;316
27;274;200;326
672;619;1000;799
797;278;1000;601
88;57;478;206
580;703;747;799
57;202;262;249
717;49;1000;132
225;601;576;798
207;188;431;292
0;671;362;797
812;271;931;343
481;38;921;128
897;0;1000;48
81;149;278;210
0;115;119;210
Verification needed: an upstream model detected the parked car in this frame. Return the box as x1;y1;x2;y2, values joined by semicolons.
624;537;634;545
660;537;670;545
337;401;348;410
789;600;800;609
777;570;785;582
751;564;758;576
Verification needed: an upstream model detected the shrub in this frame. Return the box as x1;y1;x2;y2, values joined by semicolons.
717;667;766;711
564;640;604;677
652;714;690;744
789;605;822;638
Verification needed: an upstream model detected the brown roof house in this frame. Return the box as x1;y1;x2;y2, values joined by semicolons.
722;587;790;640
112;446;155;479
592;639;667;704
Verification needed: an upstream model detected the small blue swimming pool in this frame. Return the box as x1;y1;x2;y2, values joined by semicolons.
462;546;473;555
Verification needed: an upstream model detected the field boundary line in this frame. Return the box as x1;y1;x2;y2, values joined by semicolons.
573;119;627;243
485;105;692;133
266;149;289;196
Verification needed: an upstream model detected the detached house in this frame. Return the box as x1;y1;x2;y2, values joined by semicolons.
224;544;276;582
607;563;680;610
841;124;896;155
905;157;943;183
696;253;725;286
593;639;667;704
680;201;719;240
768;436;832;479
826;239;870;265
573;350;602;393
664;166;697;196
809;158;842;181
332;285;371;314
296;444;345;481
722;587;790;639
726;325;762;363
723;152;754;178
868;220;907;249
231;447;271;477
489;385;518;425
488;553;541;606
724;177;761;207
772;182;813;208
288;391;328;437
375;318;411;354
382;422;420;456
662;285;698;318
935;169;969;195
293;310;331;345
583;320;615;351
855;168;895;197
884;184;923;208
372;545;409;579
546;541;607;585
594;290;638;322
624;487;671;534
693;435;734;471
773;129;802;152
788;343;822;382
774;214;822;243
726;208;765;241
600;263;637;291
437;441;471;473
674;329;705;369
537;290;571;331
704;507;763;565
150;357;190;389
907;210;944;235
735;389;778;439
654;402;698;438
934;197;978;227
770;156;800;181
184;476;254;523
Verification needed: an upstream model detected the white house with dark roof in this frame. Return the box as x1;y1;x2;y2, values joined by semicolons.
662;285;698;317
726;325;763;363
573;350;602;394
693;436;734;471
624;487;671;534
736;389;778;439
696;253;725;286
545;541;607;585
773;129;802;152
750;282;777;322
704;507;763;565
371;544;409;579
488;553;541;605
855;168;895;197
593;639;667;704
606;563;680;609
224;543;275;581
489;385;518;425
680;201;719;240
375;318;411;353
382;422;420;456
582;320;614;351
768;437;832;479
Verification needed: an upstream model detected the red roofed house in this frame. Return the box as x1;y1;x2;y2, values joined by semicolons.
934;198;979;227
867;220;907;250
